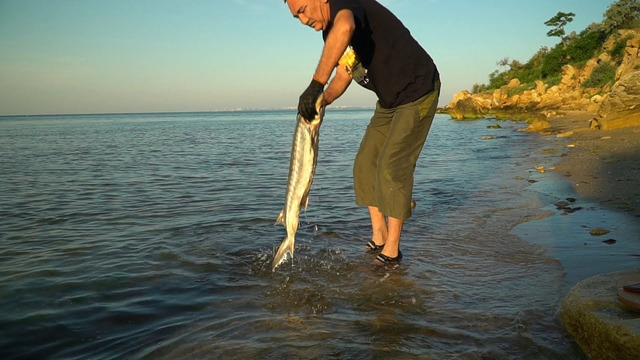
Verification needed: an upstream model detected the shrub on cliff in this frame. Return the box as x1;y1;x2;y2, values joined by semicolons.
472;83;489;94
582;62;617;88
566;30;607;64
611;34;634;61
488;68;510;89
540;30;607;78
541;44;567;79
515;61;543;84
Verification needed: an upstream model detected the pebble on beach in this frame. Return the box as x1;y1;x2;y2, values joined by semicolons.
589;228;611;236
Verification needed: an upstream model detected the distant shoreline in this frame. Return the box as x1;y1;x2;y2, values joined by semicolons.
0;106;378;118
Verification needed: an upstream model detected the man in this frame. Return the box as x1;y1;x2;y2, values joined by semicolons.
284;0;440;264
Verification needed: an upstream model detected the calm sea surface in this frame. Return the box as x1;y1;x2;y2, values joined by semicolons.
0;110;614;359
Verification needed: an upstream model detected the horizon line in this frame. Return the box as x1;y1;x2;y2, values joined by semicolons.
0;105;378;118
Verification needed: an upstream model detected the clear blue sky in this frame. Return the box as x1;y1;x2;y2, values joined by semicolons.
0;0;616;115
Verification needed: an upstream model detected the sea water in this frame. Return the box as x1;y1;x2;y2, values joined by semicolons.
0;110;637;359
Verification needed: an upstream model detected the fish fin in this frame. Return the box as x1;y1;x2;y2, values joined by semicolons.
272;236;295;271
275;209;285;225
301;192;310;210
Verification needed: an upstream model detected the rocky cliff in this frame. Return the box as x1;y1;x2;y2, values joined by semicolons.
445;29;640;130
591;71;640;130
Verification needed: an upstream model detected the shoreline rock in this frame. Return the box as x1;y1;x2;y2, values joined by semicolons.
444;30;640;129
443;29;640;216
561;270;640;360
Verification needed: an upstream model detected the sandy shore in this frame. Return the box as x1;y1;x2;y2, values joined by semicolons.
510;110;640;286
544;111;640;216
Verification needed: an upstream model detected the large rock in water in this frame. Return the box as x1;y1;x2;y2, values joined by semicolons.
561;270;640;360
591;71;640;130
445;90;492;119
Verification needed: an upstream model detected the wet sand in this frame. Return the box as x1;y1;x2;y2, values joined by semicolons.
512;111;640;286
548;111;640;216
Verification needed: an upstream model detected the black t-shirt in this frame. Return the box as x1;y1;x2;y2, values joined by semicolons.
323;0;439;108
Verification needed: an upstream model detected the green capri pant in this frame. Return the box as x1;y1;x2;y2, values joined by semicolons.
353;81;440;220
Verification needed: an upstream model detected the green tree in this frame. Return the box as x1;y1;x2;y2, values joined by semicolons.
566;30;607;64
545;11;576;47
497;57;510;69
541;44;568;79
602;0;640;34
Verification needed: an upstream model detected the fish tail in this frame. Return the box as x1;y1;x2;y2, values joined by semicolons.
272;236;295;271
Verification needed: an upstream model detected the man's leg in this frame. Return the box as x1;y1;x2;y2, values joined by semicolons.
354;104;394;248
368;206;403;259
368;206;387;247
381;216;403;259
374;83;440;259
368;205;403;258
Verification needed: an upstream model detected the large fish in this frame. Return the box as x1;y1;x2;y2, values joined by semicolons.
272;95;325;271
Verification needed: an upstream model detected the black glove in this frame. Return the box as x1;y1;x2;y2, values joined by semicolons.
298;79;324;120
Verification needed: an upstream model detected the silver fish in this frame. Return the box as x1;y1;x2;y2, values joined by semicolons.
272;95;325;271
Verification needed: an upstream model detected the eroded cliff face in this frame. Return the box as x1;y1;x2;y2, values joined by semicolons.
445;29;640;130
591;71;640;130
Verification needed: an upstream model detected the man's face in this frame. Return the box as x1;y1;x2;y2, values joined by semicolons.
286;0;330;32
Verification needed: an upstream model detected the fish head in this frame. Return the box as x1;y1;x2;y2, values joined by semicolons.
308;94;325;127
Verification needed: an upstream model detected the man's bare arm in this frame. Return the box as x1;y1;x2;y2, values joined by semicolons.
313;9;355;84
324;65;352;105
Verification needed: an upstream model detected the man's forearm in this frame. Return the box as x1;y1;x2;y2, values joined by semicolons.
324;66;352;105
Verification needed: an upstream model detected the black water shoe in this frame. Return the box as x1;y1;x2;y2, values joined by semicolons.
366;240;384;252
375;251;402;265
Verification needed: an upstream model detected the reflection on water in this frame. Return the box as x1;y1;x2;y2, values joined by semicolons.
0;111;595;359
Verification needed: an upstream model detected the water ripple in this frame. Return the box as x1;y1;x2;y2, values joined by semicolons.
0;113;585;359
